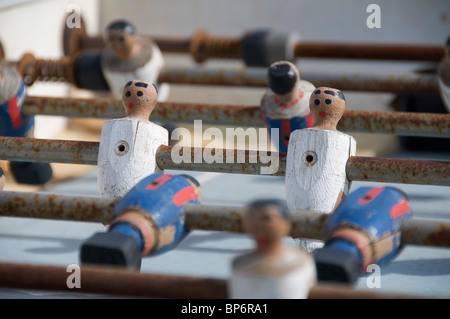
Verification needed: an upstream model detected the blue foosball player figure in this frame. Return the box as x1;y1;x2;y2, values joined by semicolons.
0;66;52;185
314;186;413;284
260;61;315;153
80;173;201;270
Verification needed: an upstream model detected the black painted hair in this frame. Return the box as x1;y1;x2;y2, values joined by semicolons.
267;62;297;95
314;88;345;101
107;20;135;34
247;199;291;219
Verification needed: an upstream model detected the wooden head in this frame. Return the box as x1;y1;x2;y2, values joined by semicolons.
267;60;300;96
122;80;158;120
105;20;140;60
309;87;346;130
243;199;292;255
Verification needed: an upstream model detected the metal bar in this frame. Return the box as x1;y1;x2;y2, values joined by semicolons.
75;30;445;62
0;262;227;299
0;262;427;299
0;137;449;185
157;67;440;95
0;137;98;165
346;156;450;186
23;96;450;138
1;193;450;248
294;42;445;62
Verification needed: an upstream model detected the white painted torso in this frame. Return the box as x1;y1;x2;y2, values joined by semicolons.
286;128;356;214
260;80;315;119
97;118;168;198
101;44;165;100
229;247;316;299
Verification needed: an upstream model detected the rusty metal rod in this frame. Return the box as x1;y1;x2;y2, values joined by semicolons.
158;67;440;95
0;262;427;299
0;137;448;185
12;51;441;94
22;96;450;138
1;192;449;248
69;27;445;62
0;262;228;299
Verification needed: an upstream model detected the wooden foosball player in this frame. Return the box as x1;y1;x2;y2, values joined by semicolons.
286;86;356;252
260;61;315;153
97;80;168;198
314;186;412;284
229;199;317;299
0;65;52;185
81;173;201;270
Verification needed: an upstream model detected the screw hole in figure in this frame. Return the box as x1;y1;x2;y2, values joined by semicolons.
303;151;317;167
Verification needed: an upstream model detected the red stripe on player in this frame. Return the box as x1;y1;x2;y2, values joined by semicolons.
281;119;291;146
8;97;23;129
390;199;411;219
306;114;313;127
358;187;385;205
145;175;173;190
173;186;199;207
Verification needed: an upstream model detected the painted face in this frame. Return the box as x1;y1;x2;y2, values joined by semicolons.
122;80;158;118
106;30;136;58
309;87;346;129
244;205;291;247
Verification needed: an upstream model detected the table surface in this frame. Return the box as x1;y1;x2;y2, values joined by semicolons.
0;149;449;299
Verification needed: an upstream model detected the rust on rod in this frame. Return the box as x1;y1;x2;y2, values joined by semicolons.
294;42;445;62
346;156;450;186
70;25;445;62
1;192;450;248
0;137;449;185
0;262;427;299
157;67;440;95
0;262;228;299
22;96;450;138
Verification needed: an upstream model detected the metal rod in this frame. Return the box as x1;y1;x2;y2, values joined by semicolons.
0;262;427;299
70;27;445;62
0;137;448;185
158;67;440;95
0;262;228;299
1;192;449;248
22;96;450;138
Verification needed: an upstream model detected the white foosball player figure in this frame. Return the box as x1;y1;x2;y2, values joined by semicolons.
229;199;317;299
260;61;316;153
100;20;169;102
285;87;356;252
97;80;168;198
438;37;450;113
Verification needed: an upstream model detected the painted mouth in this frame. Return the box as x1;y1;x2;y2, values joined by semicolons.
319;111;326;117
128;103;134;109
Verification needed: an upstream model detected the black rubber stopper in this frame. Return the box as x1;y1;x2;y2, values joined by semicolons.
241;30;269;67
74;50;110;91
314;247;362;284
9;161;53;185
80;232;142;270
267;62;297;95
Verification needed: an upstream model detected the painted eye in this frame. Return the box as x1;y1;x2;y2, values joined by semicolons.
118;36;124;42
314;99;320;105
125;91;131;97
325;99;332;104
137;91;143;97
